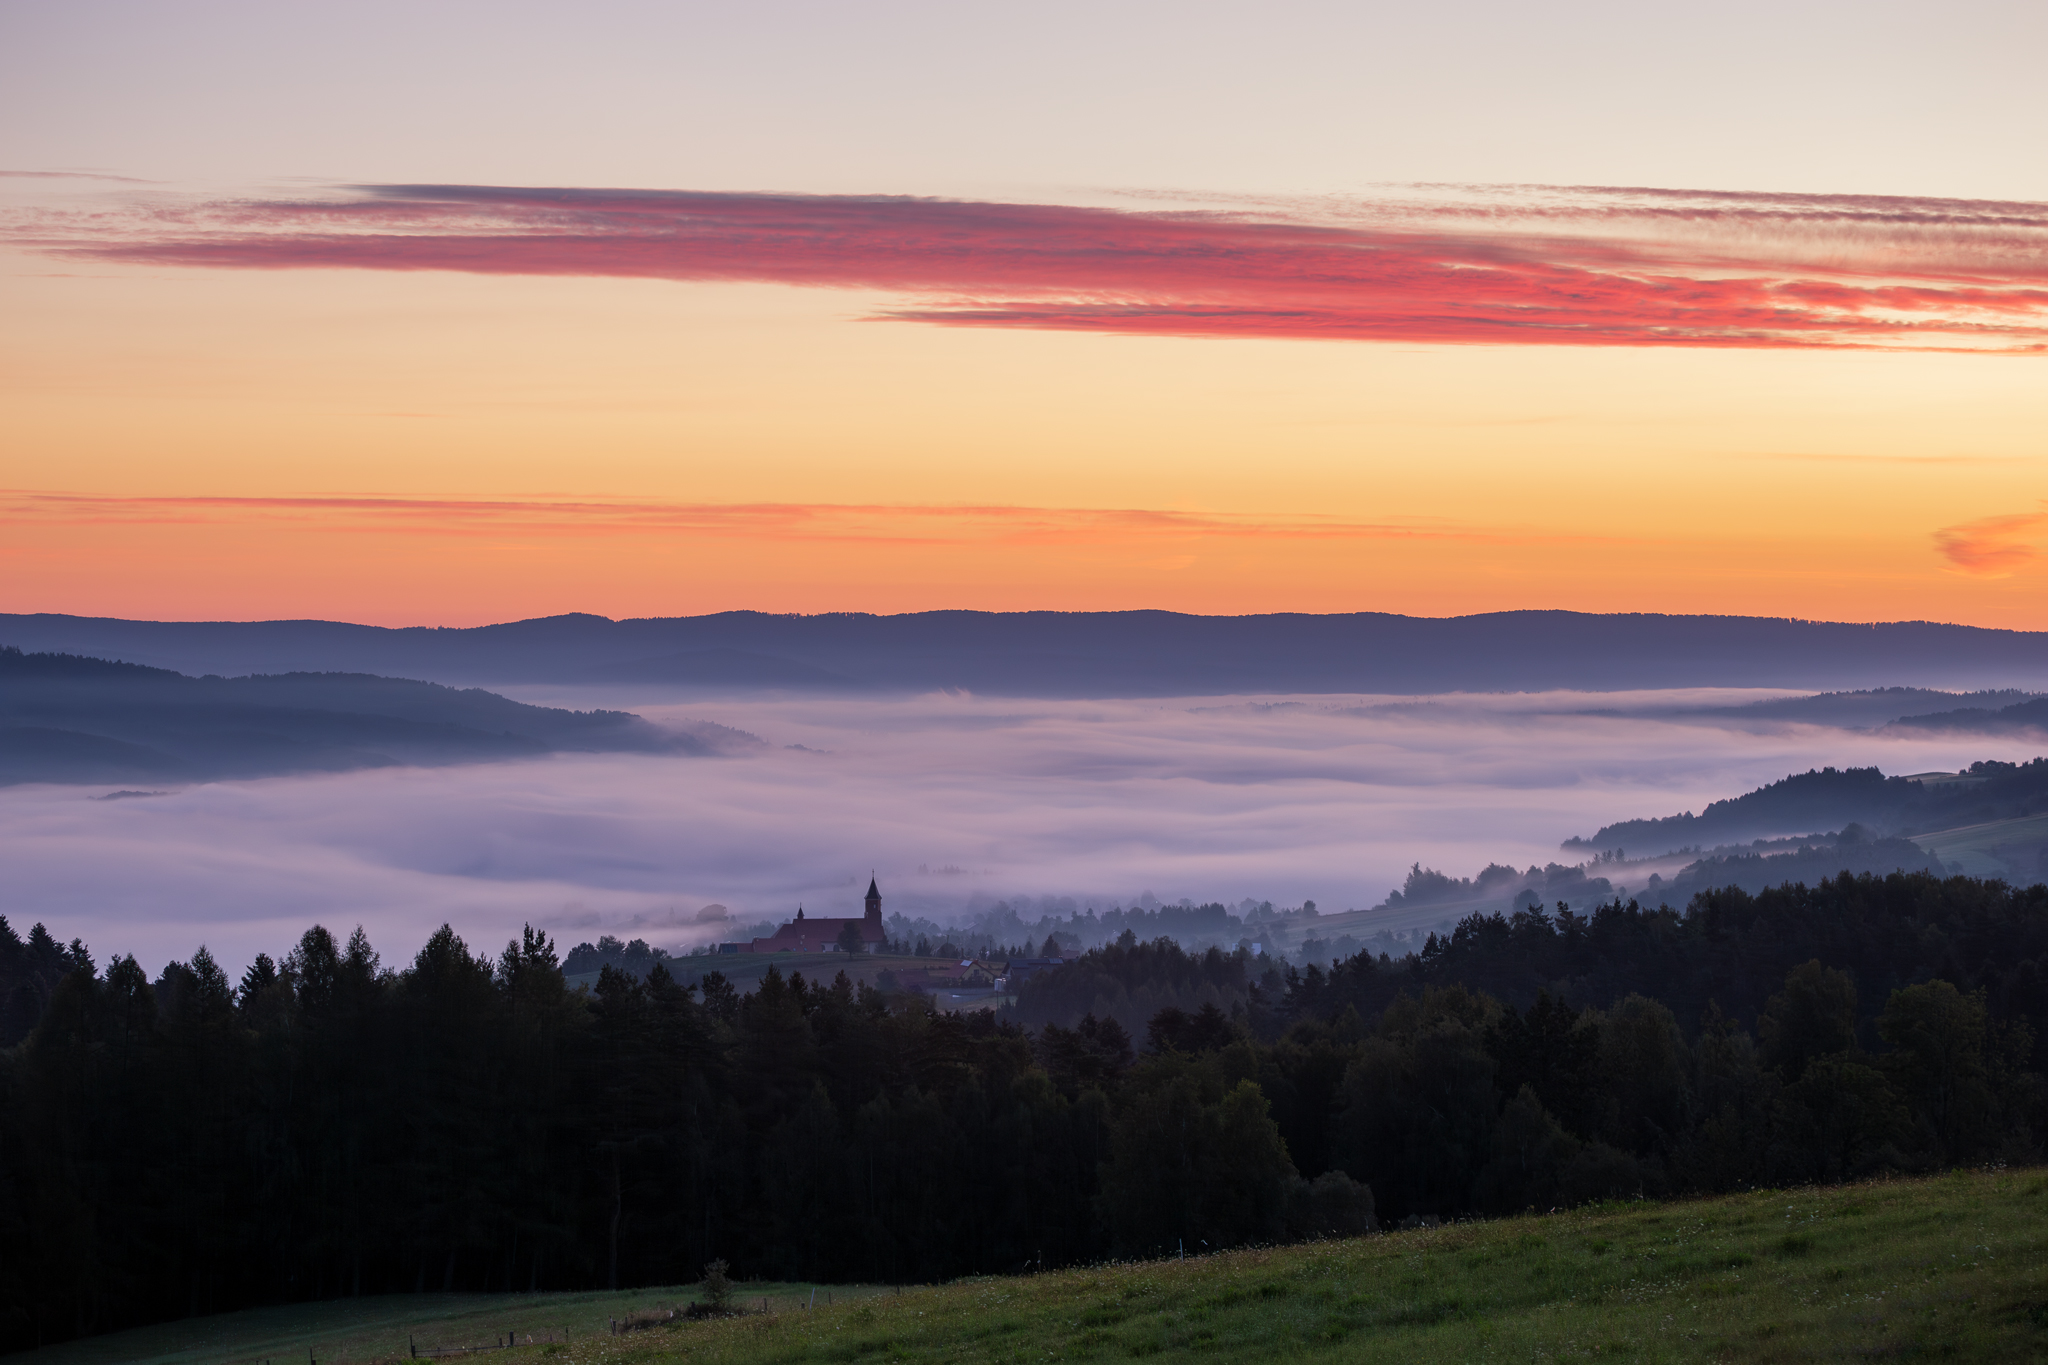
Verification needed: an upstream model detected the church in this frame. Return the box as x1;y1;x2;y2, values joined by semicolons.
743;877;887;953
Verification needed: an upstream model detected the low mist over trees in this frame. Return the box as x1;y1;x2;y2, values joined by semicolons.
1;869;2045;1351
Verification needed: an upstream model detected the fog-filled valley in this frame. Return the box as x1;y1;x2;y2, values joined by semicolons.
6;670;2047;978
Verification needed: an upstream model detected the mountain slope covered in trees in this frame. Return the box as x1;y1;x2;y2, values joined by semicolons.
1568;758;2048;855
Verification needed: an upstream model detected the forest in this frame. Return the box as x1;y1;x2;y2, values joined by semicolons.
1;868;2044;1352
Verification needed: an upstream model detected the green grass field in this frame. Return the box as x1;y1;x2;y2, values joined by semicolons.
15;1282;883;1365
27;1169;2047;1364
1912;812;2048;881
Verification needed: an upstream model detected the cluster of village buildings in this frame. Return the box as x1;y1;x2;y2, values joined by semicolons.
716;878;1074;1003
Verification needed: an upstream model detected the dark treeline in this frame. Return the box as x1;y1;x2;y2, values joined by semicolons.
1646;830;1947;904
1007;934;1256;1040
1274;872;2048;1064
562;934;677;979
3;870;2046;1352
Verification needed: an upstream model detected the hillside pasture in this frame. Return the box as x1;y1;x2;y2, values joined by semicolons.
26;1169;2047;1365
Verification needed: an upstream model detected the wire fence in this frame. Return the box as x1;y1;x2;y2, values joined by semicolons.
282;1292;854;1361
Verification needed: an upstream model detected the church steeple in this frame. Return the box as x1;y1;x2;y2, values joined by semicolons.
864;875;882;927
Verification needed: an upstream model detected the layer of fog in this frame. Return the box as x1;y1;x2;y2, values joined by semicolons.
4;687;2039;977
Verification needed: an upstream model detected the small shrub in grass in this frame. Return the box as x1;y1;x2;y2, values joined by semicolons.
685;1259;749;1320
1288;1170;1377;1239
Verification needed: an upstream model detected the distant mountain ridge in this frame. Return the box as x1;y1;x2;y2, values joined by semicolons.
0;646;727;785
7;609;2048;694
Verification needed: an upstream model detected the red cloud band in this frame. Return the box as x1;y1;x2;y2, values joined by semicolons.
20;183;2048;350
1935;506;2048;577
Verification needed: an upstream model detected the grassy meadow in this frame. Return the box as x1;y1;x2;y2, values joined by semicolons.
12;1282;882;1365
26;1168;2047;1364
1913;812;2048;880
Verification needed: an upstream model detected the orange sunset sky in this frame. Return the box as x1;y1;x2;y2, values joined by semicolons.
4;1;2046;629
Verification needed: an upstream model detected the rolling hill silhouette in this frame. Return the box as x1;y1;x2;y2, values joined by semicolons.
0;646;729;785
6;609;2048;694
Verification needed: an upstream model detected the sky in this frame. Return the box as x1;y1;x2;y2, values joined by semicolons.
3;0;2048;627
10;687;2043;976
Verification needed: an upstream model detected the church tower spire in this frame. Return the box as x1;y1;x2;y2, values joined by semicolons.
865;874;882;928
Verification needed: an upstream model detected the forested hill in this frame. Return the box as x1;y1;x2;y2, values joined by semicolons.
9;608;2048;693
1568;758;2048;855
3;868;2044;1352
1690;686;2039;728
0;645;726;785
1894;694;2048;735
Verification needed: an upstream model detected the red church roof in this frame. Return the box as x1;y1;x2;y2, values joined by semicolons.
744;884;887;953
746;915;884;954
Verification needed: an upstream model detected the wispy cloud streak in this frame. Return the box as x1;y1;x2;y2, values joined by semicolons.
0;169;156;183
13;182;2048;350
0;490;1584;549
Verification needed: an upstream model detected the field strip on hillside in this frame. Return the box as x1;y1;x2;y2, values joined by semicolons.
1912;813;2048;879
